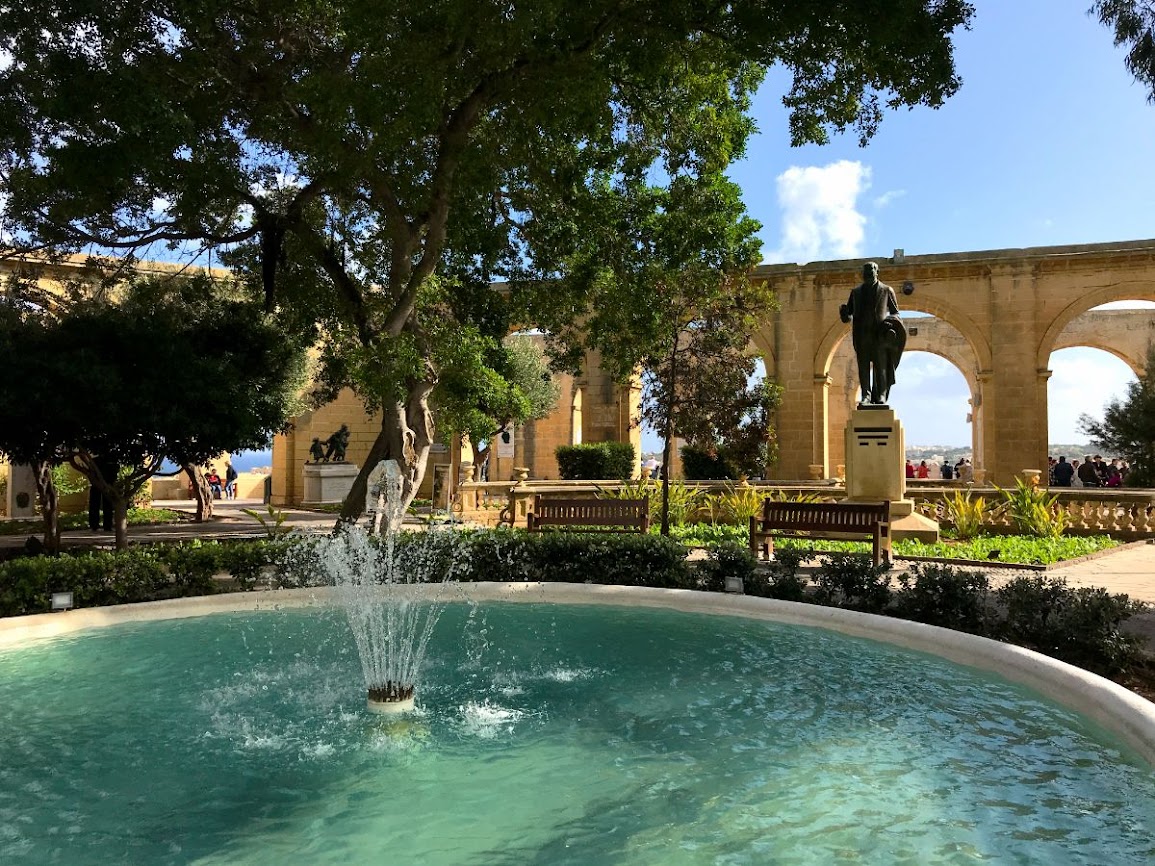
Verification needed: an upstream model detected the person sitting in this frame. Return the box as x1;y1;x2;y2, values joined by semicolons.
205;468;223;499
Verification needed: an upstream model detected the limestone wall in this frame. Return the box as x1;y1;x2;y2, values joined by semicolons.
758;239;1155;485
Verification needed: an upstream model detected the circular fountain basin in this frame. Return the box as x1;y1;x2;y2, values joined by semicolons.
2;584;1155;864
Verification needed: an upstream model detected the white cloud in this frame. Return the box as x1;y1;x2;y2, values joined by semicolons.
873;189;906;209
767;160;871;264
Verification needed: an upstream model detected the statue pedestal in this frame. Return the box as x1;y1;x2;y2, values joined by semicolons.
844;406;939;543
302;462;360;505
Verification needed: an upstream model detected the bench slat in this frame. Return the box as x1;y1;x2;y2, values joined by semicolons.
528;496;649;533
751;499;891;565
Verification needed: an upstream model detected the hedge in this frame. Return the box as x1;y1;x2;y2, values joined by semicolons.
555;442;635;479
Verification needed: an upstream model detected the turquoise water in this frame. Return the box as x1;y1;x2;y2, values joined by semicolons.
1;603;1154;865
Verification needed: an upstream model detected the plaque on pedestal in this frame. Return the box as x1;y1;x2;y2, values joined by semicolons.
7;463;37;518
302;462;360;505
844;406;939;542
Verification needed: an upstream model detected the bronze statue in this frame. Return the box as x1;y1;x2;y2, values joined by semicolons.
839;261;907;404
308;437;326;463
323;424;351;462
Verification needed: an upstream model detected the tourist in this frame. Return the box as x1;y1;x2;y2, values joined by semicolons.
225;462;238;499
1052;455;1074;487
917;460;930;479
941;461;954;481
1078;455;1099;487
205;467;223;499
1106;464;1124;487
958;459;973;483
1094;455;1109;485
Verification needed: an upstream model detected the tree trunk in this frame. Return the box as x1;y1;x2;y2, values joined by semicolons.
337;378;436;527
31;461;61;555
183;464;213;521
111;495;130;551
660;337;680;537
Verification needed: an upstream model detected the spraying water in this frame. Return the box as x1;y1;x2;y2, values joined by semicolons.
310;460;447;714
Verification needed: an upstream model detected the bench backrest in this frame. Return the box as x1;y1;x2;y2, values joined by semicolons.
529;496;649;532
759;499;889;532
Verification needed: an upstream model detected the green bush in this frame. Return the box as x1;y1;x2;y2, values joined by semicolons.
699;542;756;592
893;563;993;634
555;442;635;480
812;553;892;613
995;479;1068;538
940;489;989;540
748;547;809;601
681;445;739;480
997;574;1146;675
0;548;169;616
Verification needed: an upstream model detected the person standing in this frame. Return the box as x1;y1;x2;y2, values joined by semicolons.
1052;455;1074;487
1077;456;1099;488
225;462;239;499
87;455;116;532
916;460;930;479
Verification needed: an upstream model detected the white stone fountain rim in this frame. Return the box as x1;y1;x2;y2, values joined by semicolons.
4;581;1155;766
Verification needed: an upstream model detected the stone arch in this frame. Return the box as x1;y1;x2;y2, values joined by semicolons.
826;318;983;471
1049;340;1144;380
1036;285;1155;371
814;297;991;381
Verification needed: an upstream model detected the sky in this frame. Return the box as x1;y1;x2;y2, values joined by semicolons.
646;0;1155;454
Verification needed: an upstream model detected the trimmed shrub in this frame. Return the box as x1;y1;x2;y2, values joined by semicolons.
750;548;809;601
555;442;635;480
699;542;756;592
893;563;993;634
998;574;1146;675
681;446;739;480
812;553;892;613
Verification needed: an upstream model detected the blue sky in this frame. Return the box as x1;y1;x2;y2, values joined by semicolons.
645;0;1154;454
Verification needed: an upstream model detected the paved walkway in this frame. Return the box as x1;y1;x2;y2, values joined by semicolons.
3;504;1154;603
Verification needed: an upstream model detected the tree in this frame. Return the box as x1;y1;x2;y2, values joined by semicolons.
1079;346;1155;486
679;380;784;480
1092;1;1155;100
0;273;306;549
446;336;561;477
0;1;975;518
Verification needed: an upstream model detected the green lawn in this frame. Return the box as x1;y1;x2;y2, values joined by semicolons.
666;523;1119;565
0;508;188;536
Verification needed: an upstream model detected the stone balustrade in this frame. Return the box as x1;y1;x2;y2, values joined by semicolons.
455;478;1155;538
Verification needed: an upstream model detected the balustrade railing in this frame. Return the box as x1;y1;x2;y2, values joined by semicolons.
455;478;1155;538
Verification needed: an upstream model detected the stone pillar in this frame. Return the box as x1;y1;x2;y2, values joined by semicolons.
812;373;831;480
7;463;37;518
986;264;1047;484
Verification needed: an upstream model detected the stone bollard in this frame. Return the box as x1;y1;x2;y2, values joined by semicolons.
462;462;475;483
808;464;824;481
1021;469;1042;488
514;467;530;485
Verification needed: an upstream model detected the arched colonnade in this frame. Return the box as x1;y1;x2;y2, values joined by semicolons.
751;239;1155;484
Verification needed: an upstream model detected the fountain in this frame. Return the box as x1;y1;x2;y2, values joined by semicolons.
309;459;445;715
3;471;1155;860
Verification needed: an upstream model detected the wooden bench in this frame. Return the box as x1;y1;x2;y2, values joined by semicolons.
527;495;649;533
749;500;891;565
